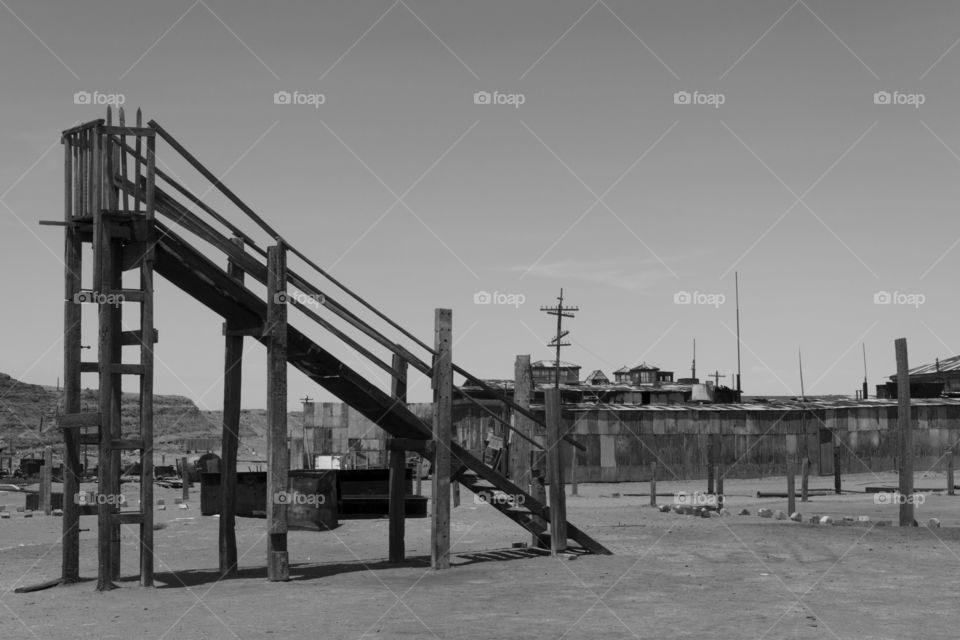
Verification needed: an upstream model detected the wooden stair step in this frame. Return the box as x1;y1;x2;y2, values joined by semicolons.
111;511;144;525
121;329;159;346
60;412;102;428
109;438;145;451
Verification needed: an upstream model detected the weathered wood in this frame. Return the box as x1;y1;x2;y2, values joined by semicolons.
706;436;715;495
181;456;190;502
895;338;914;527
389;354;408;564
545;388;567;555
41;447;52;515
219;237;244;577
431;309;452;570
62;136;82;583
947;449;955;496
266;243;290;581
834;437;841;494
801;457;810;502
139;133;156;586
785;434;797;515
649;461;657;507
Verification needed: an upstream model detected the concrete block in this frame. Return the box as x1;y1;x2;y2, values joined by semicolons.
0;512;10;519
928;518;941;528
789;512;802;522
757;508;773;518
858;515;870;522
23;512;32;518
157;504;166;511
819;516;833;525
178;503;188;510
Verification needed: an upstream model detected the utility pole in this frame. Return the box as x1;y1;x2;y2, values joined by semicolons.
710;371;726;386
540;288;578;389
862;344;869;400
799;349;806;402
735;272;742;399
691;339;696;381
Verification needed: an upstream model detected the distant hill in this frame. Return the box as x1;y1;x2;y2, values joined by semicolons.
0;372;302;460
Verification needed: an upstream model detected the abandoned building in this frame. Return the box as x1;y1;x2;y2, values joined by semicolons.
876;353;960;398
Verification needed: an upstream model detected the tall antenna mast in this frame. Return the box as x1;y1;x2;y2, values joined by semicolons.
798;348;806;402
735;272;742;399
540;288;578;389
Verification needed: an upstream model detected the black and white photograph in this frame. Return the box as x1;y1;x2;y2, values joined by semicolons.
2;2;960;638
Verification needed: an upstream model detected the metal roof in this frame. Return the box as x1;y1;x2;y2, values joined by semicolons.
906;354;960;376
550;397;960;412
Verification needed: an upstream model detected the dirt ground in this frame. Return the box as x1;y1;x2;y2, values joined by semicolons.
1;471;959;639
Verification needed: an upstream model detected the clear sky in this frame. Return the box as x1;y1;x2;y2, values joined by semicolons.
3;0;960;408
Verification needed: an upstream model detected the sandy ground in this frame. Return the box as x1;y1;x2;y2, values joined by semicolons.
1;471;959;639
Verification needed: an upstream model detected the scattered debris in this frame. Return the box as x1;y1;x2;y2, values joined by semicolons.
789;512;802;522
757;508;773;518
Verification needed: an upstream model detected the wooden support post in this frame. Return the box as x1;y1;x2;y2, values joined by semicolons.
41;446;52;515
431;309;452;570
895;338;914;527
947;449;955;496
219;237;244;577
649;461;657;507
706;437;715;495
388;354;408;564
139;124;156;587
545;388;567;555
266;243;290;580
801;458;810;502
62;134;82;584
513;356;544;545
570;441;578;496
833;436;841;495
786;434;797;515
714;432;724;510
181;456;189;502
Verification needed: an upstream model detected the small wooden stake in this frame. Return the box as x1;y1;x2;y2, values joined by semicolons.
785;434;797;515
801;457;810;502
895;338;914;527
649;461;657;507
181;456;189;502
545;388;567;555
947;449;955;496
41;446;52;515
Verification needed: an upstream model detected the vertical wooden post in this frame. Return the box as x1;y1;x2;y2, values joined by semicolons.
181;456;190;502
219;237;244;577
545;388;567;555
706;437;715;495
801;458;810;502
388;354;408;564
833;436;841;495
266;243;290;580
649;461;657;507
895;338;914;527
714;434;724;510
139;123;156;587
570;441;578;496
62;133;82;583
431;309;452;570
513;355;544;545
947;449;955;496
786;434;797;514
41;446;52;515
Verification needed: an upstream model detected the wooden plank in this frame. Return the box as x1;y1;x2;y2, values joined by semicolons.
389;354;408;564
109;439;145;451
785;434;797;514
220;238;244;577
545;388;567;554
111;512;144;525
41;447;52;515
513;355;544;546
895;338;914;526
121;329;158;346
649;461;657;507
801;457;810;502
60;412;102;428
266;243;290;581
947;448;955;496
431;309;452;570
181;456;190;502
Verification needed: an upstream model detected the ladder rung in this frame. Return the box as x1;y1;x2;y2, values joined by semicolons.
105;363;145;376
60;412;102;428
111;511;144;525
109;438;145;451
121;329;159;346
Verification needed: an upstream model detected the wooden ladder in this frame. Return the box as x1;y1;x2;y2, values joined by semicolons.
59;107;157;590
